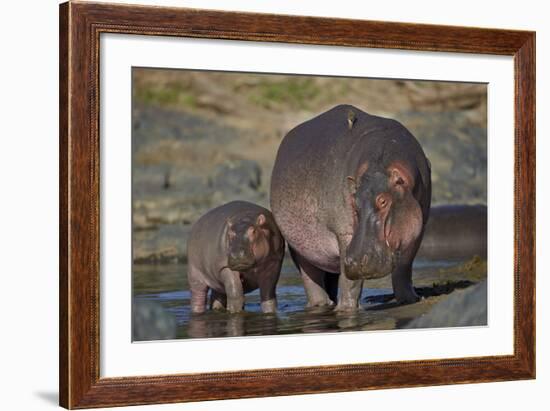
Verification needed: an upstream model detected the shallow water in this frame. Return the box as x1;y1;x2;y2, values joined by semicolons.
132;257;485;341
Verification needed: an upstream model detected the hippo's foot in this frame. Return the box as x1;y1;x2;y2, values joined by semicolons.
335;272;363;312
306;298;335;309
334;301;360;313
210;291;227;311
261;299;277;313
226;297;245;313
394;287;420;305
191;305;206;314
211;299;226;311
391;265;420;305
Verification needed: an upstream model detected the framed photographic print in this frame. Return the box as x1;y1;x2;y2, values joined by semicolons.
59;1;535;408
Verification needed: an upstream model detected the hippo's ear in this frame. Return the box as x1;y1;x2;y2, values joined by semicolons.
256;213;267;226
388;162;414;188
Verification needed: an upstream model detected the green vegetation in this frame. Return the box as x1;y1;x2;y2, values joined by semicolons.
248;78;320;109
134;77;322;111
436;255;487;283
134;82;197;109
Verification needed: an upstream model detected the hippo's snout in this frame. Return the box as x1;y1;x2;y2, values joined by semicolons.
344;252;395;280
343;255;368;272
228;250;255;271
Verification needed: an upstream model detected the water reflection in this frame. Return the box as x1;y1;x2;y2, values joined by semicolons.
133;299;177;341
133;285;396;340
188;312;278;338
184;308;373;339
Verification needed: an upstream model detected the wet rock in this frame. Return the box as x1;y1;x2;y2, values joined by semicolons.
133;104;238;151
396;111;487;206
133;224;190;263
406;280;487;329
209;159;262;193
133;165;206;198
131;108;267;235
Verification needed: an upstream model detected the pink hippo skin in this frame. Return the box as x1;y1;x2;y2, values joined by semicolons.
270;105;431;311
187;201;285;314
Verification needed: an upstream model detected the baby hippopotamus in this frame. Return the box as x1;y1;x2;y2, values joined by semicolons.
187;201;285;314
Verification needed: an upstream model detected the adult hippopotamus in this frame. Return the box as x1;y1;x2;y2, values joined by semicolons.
187;201;285;314
270;104;431;310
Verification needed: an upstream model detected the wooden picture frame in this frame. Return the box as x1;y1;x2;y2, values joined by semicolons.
59;1;535;408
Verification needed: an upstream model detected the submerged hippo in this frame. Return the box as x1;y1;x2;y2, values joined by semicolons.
417;204;487;260
271;105;431;310
187;201;285;314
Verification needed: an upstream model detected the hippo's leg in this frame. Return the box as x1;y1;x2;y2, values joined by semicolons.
209;290;227;311
259;261;282;313
259;282;277;313
289;247;334;307
220;267;245;313
188;265;209;314
324;273;339;304
335;273;363;312
391;262;420;304
335;239;363;311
